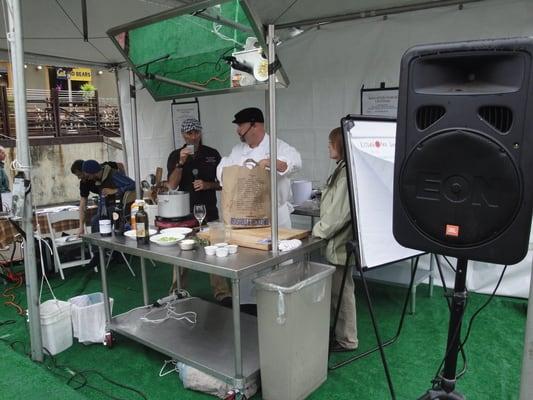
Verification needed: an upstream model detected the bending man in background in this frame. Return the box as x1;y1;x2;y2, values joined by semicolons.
79;159;134;233
70;159;124;236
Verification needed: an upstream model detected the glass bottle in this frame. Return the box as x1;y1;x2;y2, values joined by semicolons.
112;199;124;236
135;203;149;244
98;195;112;237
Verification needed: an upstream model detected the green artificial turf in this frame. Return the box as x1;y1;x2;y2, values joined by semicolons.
0;258;526;400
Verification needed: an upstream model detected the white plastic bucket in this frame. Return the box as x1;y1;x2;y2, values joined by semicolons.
40;299;73;355
69;292;113;344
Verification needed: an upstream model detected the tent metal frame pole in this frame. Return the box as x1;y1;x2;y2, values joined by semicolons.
268;24;278;253
275;0;484;29
520;256;533;399
114;68;129;173
6;0;43;362
129;70;142;198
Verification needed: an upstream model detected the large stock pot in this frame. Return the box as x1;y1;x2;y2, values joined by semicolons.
157;191;190;218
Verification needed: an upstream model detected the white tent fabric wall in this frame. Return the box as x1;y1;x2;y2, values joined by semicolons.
118;0;533;297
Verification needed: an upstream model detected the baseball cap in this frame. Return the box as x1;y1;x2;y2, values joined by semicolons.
82;159;102;174
232;107;264;124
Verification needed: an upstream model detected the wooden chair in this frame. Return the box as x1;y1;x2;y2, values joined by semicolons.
47;210;94;280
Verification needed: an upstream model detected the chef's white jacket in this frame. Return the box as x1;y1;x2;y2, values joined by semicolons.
216;133;302;229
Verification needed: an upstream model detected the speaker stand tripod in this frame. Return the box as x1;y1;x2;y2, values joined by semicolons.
419;258;468;400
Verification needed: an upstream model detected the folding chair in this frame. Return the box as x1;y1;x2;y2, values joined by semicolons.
47;209;94;280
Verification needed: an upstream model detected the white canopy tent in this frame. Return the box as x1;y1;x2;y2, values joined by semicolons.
0;0;486;66
3;2;533;391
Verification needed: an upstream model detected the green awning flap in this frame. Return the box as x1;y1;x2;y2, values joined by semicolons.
107;0;289;101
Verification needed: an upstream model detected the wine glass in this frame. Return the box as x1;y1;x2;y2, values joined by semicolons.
193;204;207;230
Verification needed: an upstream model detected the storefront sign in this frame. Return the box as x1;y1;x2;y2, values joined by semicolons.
56;67;92;81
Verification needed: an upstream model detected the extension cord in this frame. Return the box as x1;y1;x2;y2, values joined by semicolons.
154;293;178;307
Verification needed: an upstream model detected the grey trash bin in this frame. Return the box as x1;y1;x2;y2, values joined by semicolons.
254;261;335;400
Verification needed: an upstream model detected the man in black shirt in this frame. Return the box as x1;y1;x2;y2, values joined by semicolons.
166;118;221;222
70;159;125;235
166;119;230;302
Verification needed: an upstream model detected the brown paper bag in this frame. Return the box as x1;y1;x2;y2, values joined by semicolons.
221;165;271;228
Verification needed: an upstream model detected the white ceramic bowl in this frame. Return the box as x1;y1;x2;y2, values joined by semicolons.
149;233;185;246
160;227;193;236
204;245;217;256
124;229;157;239
227;244;238;254
214;242;228;248
179;239;196;250
215;247;229;257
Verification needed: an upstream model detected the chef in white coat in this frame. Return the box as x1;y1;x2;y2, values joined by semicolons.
217;107;302;228
216;107;302;311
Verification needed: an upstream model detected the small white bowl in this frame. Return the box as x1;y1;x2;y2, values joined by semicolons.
204;245;217;256
180;239;195;251
227;244;238;254
215;247;229;257
215;242;229;248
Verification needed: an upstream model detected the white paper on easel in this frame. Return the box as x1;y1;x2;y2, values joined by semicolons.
346;119;423;269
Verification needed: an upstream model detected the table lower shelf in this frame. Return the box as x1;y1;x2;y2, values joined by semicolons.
110;297;260;386
356;262;431;288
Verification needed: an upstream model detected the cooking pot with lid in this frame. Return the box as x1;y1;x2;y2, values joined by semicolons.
157;191;190;218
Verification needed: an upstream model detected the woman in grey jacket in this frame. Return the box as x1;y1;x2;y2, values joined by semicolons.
312;127;358;352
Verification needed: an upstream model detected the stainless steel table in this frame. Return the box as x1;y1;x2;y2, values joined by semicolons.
292;204;320;228
83;233;324;392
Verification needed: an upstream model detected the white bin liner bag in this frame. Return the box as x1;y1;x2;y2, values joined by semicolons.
255;261;332;325
69;292;113;344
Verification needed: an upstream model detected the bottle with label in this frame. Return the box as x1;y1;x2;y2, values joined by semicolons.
112;199;124;236
135;203;149;244
129;199;143;231
98;195;112;237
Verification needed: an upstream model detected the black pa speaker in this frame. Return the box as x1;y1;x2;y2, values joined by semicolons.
393;38;533;265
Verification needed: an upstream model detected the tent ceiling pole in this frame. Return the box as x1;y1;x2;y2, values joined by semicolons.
0;49;113;68
275;0;485;29
268;24;278;253
129;70;142;198
144;73;208;92
137;0;253;33
114;69;129;173
194;9;254;34
7;0;43;362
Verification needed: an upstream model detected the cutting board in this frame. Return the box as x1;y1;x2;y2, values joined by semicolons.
198;227;310;251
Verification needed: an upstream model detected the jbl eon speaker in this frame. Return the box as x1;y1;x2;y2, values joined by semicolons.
393;38;533;265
